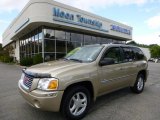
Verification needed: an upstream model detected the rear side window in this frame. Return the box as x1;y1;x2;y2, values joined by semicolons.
132;47;145;60
122;47;135;62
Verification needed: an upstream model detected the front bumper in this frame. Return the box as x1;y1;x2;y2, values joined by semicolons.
18;81;64;112
146;70;149;82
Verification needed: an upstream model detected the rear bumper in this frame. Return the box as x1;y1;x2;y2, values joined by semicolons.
18;81;64;112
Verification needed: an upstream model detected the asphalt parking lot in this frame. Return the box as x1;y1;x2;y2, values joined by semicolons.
0;62;160;120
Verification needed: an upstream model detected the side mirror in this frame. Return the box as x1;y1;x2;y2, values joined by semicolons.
99;58;115;66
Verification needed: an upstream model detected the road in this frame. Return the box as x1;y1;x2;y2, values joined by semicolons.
0;62;160;120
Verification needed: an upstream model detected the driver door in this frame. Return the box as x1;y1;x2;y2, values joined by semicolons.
98;47;127;95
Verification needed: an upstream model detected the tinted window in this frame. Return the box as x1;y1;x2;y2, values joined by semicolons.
122;47;135;62
132;47;144;60
102;47;122;64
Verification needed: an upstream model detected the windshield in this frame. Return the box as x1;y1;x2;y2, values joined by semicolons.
64;45;104;63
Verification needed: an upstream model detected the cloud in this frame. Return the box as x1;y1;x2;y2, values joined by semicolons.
55;0;150;11
0;0;157;12
0;20;9;24
146;15;160;29
134;32;160;45
0;19;10;44
0;36;2;43
0;0;29;12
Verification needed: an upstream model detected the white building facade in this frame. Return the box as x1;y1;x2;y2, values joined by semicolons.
2;0;132;62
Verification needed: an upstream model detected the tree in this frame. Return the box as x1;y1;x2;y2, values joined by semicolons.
0;43;2;51
149;45;160;58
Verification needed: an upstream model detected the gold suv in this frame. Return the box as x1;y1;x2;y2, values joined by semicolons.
18;44;148;120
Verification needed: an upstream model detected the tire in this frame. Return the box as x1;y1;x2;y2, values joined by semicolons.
130;74;145;94
61;86;91;120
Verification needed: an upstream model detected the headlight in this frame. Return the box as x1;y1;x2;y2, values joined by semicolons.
37;78;58;91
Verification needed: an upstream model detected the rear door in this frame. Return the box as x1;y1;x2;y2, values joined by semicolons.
121;47;137;84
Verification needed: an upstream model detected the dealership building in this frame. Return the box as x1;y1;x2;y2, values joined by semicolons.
2;0;132;62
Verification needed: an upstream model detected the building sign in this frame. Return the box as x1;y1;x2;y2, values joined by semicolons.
76;15;102;28
111;25;131;35
53;8;107;32
53;8;74;21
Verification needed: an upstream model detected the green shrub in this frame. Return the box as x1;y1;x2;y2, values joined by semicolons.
0;56;2;62
20;54;43;66
20;57;33;66
33;54;43;65
0;55;14;63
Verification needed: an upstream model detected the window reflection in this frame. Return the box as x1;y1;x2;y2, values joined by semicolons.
71;33;83;42
35;32;39;53
44;39;55;52
19;27;43;59
55;30;65;40
56;40;66;53
56;53;66;60
92;36;97;44
84;35;91;45
101;38;108;44
44;29;55;39
66;32;71;40
67;42;81;53
44;53;55;61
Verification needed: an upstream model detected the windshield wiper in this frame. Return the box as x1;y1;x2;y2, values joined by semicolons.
69;58;83;63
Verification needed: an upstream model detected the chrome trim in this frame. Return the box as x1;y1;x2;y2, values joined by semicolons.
101;73;137;83
19;79;29;90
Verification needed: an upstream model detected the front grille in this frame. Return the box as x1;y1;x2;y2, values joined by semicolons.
23;74;34;89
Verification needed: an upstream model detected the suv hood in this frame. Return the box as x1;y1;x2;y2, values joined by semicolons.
25;60;88;77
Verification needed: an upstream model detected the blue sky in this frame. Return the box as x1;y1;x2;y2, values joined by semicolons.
0;0;160;45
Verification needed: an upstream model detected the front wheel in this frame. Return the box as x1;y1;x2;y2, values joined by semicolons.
130;74;145;94
61;86;91;120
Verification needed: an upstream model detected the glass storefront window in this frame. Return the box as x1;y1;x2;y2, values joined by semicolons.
44;29;55;39
96;37;102;44
19;27;43;60
44;53;55;61
67;42;81;53
31;34;35;53
84;35;91;45
39;31;42;40
107;39;113;43
55;30;65;40
56;40;66;53
35;33;39;53
26;38;29;54
39;39;42;52
101;38;107;44
44;39;55;52
56;53;66;60
71;33;83;43
91;36;97;44
66;32;71;41
28;37;32;55
19;26;126;63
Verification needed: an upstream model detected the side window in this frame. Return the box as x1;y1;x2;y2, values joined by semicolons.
132;48;144;60
102;47;122;64
122;47;135;62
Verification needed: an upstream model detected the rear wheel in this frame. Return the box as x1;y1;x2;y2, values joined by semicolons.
61;86;91;120
131;74;145;94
